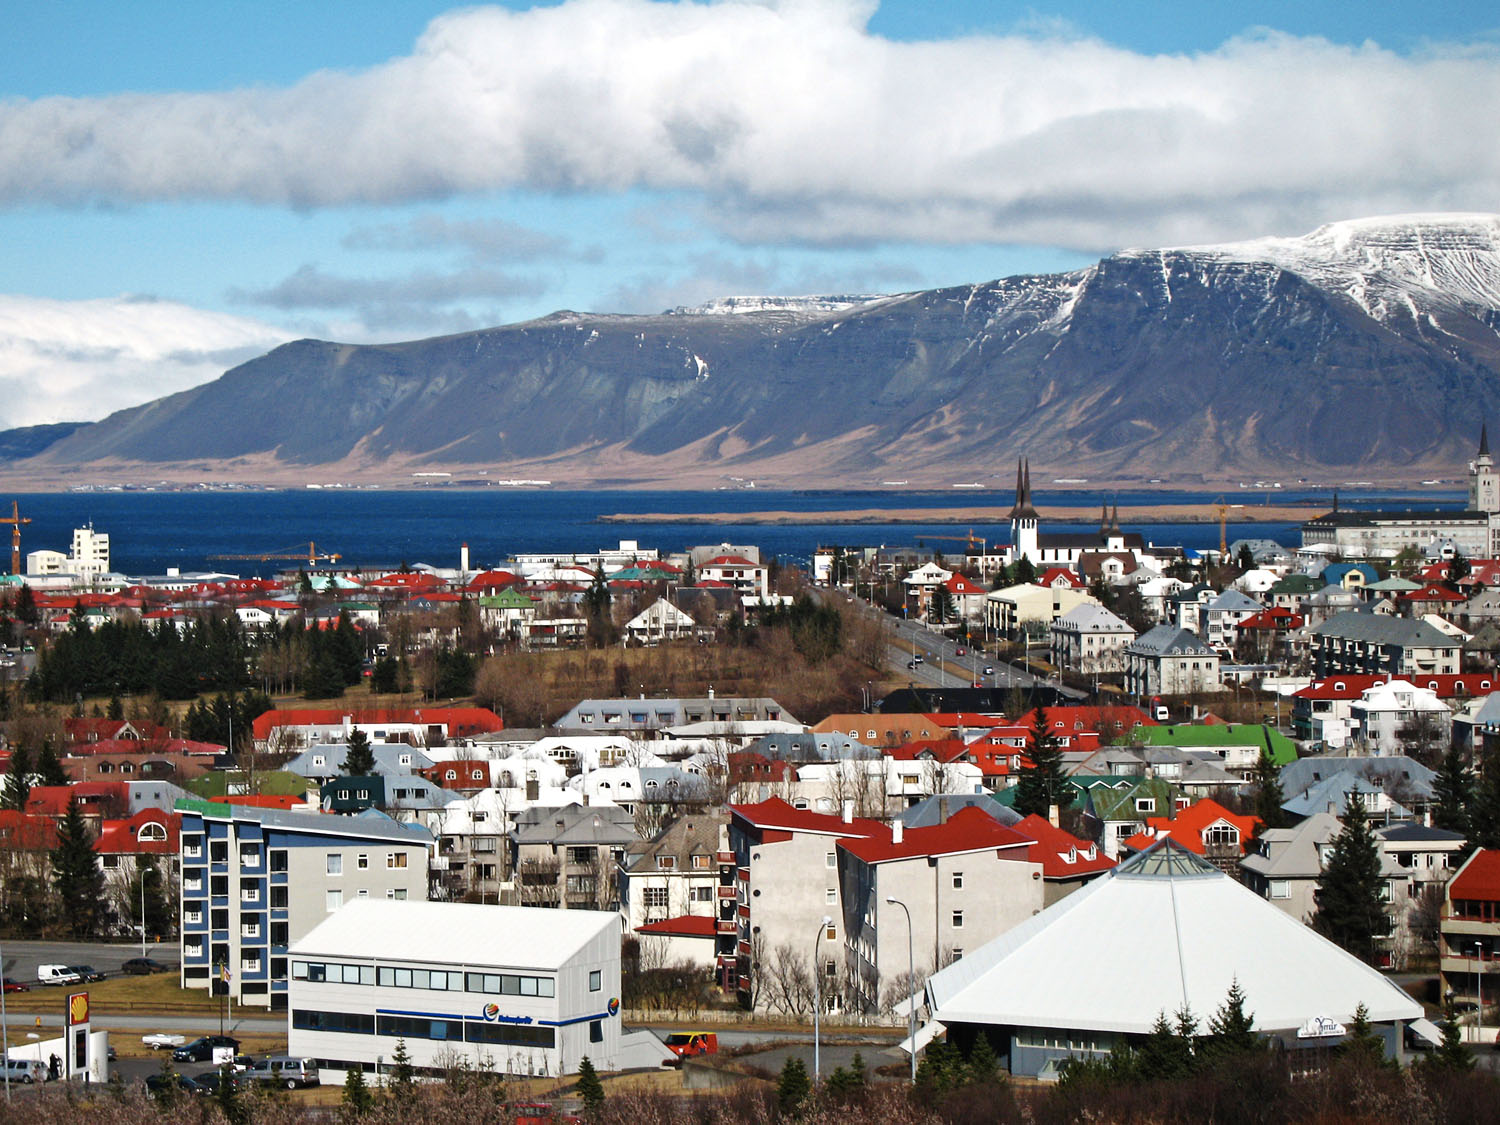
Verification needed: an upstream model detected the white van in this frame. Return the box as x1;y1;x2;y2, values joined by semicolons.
36;965;81;986
246;1056;320;1089
0;1058;45;1084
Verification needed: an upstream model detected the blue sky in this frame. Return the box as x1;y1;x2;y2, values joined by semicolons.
1;0;1498;428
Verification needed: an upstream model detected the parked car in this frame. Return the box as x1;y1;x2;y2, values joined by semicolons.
983;665;994;676
69;965;106;982
142;1033;187;1050
906;660;919;670
955;646;966;656
0;1059;45;1084
663;1031;719;1061
195;1068;251;1095
145;1072;209;1097
1;977;29;993
244;1056;320;1089
172;1035;241;1063
36;964;81;986
122;957;170;975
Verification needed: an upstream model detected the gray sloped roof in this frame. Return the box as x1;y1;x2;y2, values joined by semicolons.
1205;589;1264;613
743;732;880;761
1127;624;1215;657
901;793;1022;828
1282;774;1413;820
1309;611;1457;648
1280;755;1436;801
512;803;637;847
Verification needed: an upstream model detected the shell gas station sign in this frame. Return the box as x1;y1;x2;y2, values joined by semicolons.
65;991;89;1078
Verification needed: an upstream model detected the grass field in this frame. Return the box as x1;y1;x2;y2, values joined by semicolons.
3;972;221;1016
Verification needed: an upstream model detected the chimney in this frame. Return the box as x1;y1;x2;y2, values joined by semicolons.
460;542;470;573
939;796;951;824
708;686;715;700
892;821;904;844
842;800;854;823
1048;803;1060;828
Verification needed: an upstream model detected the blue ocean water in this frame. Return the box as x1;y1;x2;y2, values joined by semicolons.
3;486;1466;577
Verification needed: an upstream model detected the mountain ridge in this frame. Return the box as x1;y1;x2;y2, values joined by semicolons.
5;213;1500;489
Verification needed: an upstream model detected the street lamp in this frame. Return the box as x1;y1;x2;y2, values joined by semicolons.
885;896;916;1083
140;868;148;956
812;915;831;1082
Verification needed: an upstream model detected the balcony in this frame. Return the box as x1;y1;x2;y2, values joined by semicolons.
716;919;736;935
429;857;452;872
717;885;736;899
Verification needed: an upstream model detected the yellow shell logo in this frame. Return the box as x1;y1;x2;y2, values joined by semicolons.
68;993;89;1025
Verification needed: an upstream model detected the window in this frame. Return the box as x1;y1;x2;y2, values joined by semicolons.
1269;880;1290;900
825;924;836;941
387;853;408;869
952;910;964;928
326;890;343;912
140;823;168;842
184;838;203;859
237;841;259;863
590;1019;603;1043
269;850;287;873
357;889;369;899
184;906;203;924
690;886;714;903
356;854;369;870
1135;798;1155;813
240;884;260;903
826;852;836;868
952;872;964;890
655;855;676;870
643;888;669;909
691;854;712;870
826;888;837;904
241;920;261;939
242;954;260;973
185;939;204;957
589;970;602;992
327;854;342;876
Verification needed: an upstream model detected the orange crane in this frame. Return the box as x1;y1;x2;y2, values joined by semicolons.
208;541;342;566
0;500;30;575
925;530;988;554
1210;496;1229;560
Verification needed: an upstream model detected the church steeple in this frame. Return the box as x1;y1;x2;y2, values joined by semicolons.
1482;424;1491;459
1007;456;1039;566
1007;458;1038;522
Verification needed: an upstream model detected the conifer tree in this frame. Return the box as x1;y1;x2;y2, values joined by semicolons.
848;1050;868;1090
215;1061;248;1125
576;1055;605;1117
1250;753;1286;835
1203;978;1260;1062
35;741;68;787
1463;750;1500;853
966;1034;999;1085
1314;791;1386;963
386;1038;416;1107
3;744;31;811
1425;1001;1476;1073
1014;705;1071;818
1137;1010;1194;1081
51;797;105;938
342;1066;374;1116
341;726;376;776
776;1056;810;1115
1434;744;1474;836
1336;1003;1389;1068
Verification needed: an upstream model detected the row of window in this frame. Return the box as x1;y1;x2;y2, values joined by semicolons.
641;887;717;907
292;961;559;997
291;1008;561;1049
327;853;408;874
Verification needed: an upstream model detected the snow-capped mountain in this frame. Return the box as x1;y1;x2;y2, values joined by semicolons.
10;214;1500;485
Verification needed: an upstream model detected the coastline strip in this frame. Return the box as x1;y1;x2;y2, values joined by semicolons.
598;503;1325;526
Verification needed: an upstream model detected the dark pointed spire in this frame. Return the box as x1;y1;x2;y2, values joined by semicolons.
1100;503;1110;534
1007;457;1038;522
1111;503;1121;532
1482;423;1490;458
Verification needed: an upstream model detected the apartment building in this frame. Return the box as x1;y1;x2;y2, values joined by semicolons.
176;800;433;1009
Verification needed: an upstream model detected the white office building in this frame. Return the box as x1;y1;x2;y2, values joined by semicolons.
288;901;636;1080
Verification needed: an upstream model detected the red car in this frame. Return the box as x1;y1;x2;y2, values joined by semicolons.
1;978;29;993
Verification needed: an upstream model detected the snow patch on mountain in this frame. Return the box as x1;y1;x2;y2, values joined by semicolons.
1126;213;1500;323
668;294;894;317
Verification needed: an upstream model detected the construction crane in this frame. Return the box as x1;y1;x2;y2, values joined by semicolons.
0;500;30;575
208;541;342;566
1210;496;1229;560
925;531;988;554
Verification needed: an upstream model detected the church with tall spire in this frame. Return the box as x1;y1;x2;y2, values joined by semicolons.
1001;458;1141;568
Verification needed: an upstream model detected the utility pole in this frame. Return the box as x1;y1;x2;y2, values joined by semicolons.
0;501;30;575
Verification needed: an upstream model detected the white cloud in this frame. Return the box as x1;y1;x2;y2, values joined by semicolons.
0;295;290;429
0;2;1495;250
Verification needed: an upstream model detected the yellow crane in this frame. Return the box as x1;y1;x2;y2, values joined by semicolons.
1211;497;1229;560
208;541;342;566
0;500;30;575
924;530;988;554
